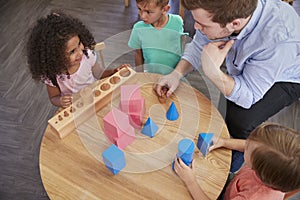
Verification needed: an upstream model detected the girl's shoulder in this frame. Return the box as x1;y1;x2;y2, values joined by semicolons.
81;49;97;67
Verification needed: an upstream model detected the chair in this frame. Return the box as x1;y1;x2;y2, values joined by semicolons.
94;42;106;69
125;0;129;7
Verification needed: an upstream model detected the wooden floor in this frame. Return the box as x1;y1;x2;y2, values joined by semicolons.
0;0;206;199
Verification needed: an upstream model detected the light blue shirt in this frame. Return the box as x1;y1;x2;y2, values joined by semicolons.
182;0;300;108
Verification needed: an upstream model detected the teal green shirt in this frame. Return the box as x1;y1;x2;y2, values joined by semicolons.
128;14;185;75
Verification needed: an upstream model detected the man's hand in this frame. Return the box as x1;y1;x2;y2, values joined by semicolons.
201;40;234;79
153;70;183;98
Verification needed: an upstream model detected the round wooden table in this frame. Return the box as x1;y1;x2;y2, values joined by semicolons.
39;72;231;200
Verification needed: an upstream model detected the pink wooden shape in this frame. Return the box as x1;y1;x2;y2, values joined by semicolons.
127;99;145;128
121;97;145;113
115;126;135;149
120;84;141;101
120;85;144;113
103;108;130;138
105;125;135;149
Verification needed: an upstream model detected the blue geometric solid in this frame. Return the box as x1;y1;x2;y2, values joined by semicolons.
102;144;126;175
141;117;159;138
172;138;195;170
197;133;214;157
166;102;179;121
178;138;195;156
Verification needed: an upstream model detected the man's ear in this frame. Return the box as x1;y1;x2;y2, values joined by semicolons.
162;5;170;14
227;19;242;32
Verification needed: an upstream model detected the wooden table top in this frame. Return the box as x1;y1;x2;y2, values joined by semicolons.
39;72;231;200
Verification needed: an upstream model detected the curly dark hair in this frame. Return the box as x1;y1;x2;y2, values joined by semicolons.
26;10;96;86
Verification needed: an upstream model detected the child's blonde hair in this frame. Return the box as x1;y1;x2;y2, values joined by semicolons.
136;0;169;7
248;123;300;192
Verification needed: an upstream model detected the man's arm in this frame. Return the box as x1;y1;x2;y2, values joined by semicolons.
201;40;235;97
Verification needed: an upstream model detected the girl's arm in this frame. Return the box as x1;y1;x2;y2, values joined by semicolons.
47;85;72;108
174;159;210;200
209;137;246;152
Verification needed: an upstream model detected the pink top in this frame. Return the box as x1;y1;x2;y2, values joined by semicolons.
224;166;285;200
44;49;97;96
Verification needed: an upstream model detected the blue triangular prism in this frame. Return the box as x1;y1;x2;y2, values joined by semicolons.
197;133;214;157
166;102;179;121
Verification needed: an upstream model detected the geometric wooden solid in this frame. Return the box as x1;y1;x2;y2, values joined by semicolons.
197;133;214;157
47;67;136;139
120;84;146;128
102;144;126;175
166;102;179;121
103;108;131;138
141;117;159;138
172;138;195;170
103;108;136;149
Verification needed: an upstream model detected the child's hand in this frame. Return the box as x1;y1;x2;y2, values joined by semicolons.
209;137;226;152
60;94;72;108
174;158;197;185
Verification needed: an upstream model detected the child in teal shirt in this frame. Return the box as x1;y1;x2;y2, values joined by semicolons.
128;0;186;75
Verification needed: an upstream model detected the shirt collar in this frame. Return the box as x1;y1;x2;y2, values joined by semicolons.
235;0;263;40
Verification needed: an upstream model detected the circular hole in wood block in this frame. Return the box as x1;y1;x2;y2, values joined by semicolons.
94;90;101;97
58;115;63;121
100;83;110;91
119;68;131;77
109;76;120;84
64;111;69;117
76;101;84;108
70;106;76;113
55;121;58;124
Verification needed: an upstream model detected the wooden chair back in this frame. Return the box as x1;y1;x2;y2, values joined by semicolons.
94;42;106;69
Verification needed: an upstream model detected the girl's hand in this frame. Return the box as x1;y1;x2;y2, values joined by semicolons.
209;136;226;152
174;158;197;185
60;94;72;108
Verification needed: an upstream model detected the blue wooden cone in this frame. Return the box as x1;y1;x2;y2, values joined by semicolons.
141;117;158;138
166;102;179;121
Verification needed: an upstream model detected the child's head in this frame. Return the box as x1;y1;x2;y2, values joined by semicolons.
136;0;170;25
244;123;300;192
27;10;96;82
136;0;169;7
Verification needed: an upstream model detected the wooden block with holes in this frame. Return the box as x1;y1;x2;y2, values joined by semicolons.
48;67;136;139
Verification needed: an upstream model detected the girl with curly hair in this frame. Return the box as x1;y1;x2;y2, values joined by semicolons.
27;10;128;108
